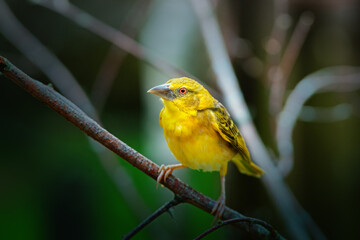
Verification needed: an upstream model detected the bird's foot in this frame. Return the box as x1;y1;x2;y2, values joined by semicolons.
211;195;226;224
156;164;175;188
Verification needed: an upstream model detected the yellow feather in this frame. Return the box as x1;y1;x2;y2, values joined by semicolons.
155;77;264;177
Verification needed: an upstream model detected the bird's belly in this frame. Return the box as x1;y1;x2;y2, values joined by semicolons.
164;127;236;172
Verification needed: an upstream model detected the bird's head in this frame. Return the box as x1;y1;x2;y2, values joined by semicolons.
148;77;216;115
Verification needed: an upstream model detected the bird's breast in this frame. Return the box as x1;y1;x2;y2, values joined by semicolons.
160;108;236;171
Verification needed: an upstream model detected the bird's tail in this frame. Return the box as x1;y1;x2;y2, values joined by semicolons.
231;154;264;178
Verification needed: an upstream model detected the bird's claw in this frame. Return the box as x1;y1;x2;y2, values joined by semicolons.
211;195;225;224
156;164;173;188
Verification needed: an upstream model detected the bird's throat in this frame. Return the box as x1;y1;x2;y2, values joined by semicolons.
162;99;197;116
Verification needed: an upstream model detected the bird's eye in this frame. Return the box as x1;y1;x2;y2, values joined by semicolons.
179;87;188;95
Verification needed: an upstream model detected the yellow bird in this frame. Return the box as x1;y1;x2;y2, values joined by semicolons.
148;77;264;219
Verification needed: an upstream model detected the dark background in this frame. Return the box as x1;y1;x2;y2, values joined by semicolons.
1;0;360;239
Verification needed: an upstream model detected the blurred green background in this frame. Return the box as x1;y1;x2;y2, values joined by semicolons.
1;0;360;239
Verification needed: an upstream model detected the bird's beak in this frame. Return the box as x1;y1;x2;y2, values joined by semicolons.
147;83;175;100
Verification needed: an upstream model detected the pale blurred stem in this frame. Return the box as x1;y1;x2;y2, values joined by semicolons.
264;0;289;84
276;67;360;177
0;0;149;220
299;104;353;123
269;12;314;116
218;2;263;81
1;56;285;240
123;195;184;240
0;0;96;119
31;0;220;99
91;0;153;113
214;0;238;58
91;48;124;112
189;0;318;239
31;0;194;79
194;217;280;240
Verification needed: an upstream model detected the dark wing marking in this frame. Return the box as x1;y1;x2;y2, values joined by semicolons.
210;102;251;163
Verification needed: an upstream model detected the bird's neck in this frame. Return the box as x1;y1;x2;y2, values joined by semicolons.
162;99;197;116
161;100;197;137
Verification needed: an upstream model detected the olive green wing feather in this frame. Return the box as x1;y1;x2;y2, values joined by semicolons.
210;102;264;177
210;102;251;162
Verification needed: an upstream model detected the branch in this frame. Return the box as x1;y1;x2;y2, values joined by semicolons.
189;1;318;239
299;104;353;122
91;0;153;113
263;0;290;84
30;0;221;103
276;66;360;176
0;0;96;119
0;0;150;220
194;217;281;240
123;195;184;240
30;0;194;79
0;56;285;240
269;12;314;116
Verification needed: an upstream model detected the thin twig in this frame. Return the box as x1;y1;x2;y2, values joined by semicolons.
215;1;264;79
123;195;184;240
31;0;221;101
276;66;360;176
194;217;281;240
0;0;151;221
91;0;153;113
269;11;314;116
264;0;290;84
0;0;96;119
0;56;285;240
30;0;195;79
189;1;316;239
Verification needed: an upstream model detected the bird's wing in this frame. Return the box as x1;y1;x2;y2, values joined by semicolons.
209;102;251;163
